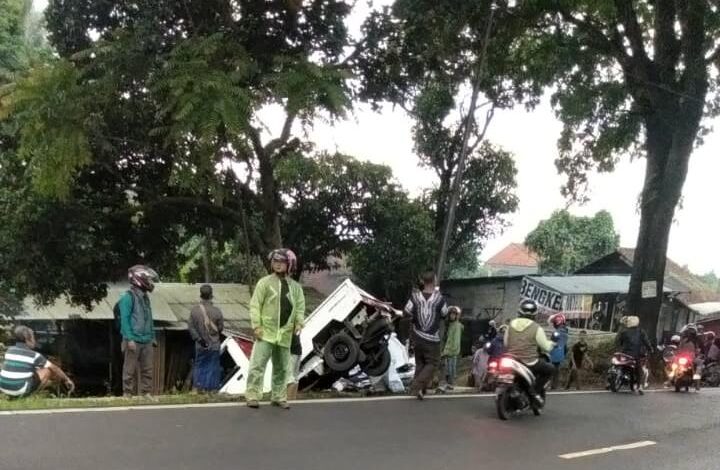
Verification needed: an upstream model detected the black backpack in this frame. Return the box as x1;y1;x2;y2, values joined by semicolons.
113;291;134;332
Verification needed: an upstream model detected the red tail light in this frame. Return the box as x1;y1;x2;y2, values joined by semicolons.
678;357;689;366
488;361;498;370
500;357;514;370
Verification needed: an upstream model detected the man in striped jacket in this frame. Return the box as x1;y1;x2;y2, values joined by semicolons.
404;270;448;400
0;326;74;398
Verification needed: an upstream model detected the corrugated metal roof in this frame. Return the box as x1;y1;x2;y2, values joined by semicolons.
16;283;253;324
689;302;720;316
528;275;674;295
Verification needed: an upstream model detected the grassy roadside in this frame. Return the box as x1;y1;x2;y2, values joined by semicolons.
0;393;245;411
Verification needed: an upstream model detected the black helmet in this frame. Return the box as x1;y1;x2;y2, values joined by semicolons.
518;299;538;318
128;265;159;292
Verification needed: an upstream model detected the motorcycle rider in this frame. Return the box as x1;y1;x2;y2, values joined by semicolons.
660;334;681;387
678;324;704;390
503;300;555;406
615;315;652;395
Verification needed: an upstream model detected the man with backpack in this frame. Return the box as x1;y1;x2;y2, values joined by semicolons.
118;265;159;397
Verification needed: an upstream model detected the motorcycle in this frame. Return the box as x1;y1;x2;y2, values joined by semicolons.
607;352;645;393
669;353;696;392
494;355;544;420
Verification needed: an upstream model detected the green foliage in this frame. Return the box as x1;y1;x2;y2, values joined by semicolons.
1;61;93;198
277;152;398;271
350;191;436;305
0;0;49;81
525;210;620;275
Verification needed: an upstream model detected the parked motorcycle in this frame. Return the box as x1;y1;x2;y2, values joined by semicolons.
494;355;544;420
607;352;645;393
323;310;394;377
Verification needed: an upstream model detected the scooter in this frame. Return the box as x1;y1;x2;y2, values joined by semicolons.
494;355;546;420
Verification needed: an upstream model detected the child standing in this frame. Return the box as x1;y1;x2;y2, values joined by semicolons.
441;306;464;391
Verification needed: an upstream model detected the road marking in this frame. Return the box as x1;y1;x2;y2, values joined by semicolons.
559;441;657;460
1;387;718;416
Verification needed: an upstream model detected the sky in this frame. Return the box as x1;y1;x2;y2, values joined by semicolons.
33;0;719;275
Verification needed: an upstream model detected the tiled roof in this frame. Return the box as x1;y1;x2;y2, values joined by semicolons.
486;243;539;268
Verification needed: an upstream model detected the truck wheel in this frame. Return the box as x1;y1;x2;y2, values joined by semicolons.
361;347;391;377
323;332;359;373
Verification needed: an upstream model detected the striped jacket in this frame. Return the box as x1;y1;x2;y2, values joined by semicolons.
0;343;48;397
404;289;448;343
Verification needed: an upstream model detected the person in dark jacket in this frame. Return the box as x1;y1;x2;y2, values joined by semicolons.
616;315;652;395
404;270;448;400
188;284;224;392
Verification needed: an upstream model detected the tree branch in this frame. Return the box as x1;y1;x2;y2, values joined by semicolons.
266;110;297;159
612;0;650;63
247;126;265;159
654;0;681;78
467;106;495;156
678;0;708;102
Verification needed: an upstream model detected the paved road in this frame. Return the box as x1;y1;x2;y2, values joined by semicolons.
1;390;719;470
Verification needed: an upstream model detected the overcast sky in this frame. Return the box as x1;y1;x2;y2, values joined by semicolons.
35;0;719;275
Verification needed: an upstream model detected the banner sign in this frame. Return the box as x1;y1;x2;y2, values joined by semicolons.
520;277;563;312
520;277;593;319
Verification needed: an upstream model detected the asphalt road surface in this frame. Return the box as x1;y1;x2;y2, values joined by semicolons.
1;389;719;470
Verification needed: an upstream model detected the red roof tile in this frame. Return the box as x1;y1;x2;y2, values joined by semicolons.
486;243;539;268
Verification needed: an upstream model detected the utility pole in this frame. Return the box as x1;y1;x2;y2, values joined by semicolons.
436;1;496;279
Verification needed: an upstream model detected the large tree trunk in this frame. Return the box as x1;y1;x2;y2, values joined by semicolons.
627;111;698;340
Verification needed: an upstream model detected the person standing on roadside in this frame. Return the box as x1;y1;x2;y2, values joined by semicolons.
189;284;225;393
404;270;448;400
245;249;305;410
440;306;464;391
119;265;159;397
566;330;593;390
549;314;569;390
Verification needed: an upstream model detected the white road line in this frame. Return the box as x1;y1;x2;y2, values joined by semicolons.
559;441;657;460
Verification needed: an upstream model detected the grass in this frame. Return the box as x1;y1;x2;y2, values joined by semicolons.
0;392;246;411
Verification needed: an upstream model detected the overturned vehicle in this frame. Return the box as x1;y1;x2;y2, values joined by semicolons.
220;280;410;395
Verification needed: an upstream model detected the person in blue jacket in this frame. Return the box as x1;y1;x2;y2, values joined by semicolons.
549;314;569;390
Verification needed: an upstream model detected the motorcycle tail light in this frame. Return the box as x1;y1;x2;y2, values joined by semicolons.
500;357;514;370
488;360;498;370
678;357;689;366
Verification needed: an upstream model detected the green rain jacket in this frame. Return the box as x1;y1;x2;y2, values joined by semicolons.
250;274;306;348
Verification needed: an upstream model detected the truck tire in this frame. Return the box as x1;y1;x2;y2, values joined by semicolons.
323;332;359;373
360;347;391;377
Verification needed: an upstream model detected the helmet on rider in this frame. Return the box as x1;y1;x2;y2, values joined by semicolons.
518;299;538;319
670;334;681;346
549;313;566;328
128;265;159;292
268;248;297;274
681;323;699;339
621;315;639;328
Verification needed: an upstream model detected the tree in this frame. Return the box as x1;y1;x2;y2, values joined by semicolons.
525;210;620;275
493;1;720;336
350;191;436;305
361;0;720;335
0;1;357;304
277;152;399;273
355;2;519;278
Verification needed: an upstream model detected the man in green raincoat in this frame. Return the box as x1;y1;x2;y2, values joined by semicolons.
246;248;305;409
